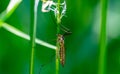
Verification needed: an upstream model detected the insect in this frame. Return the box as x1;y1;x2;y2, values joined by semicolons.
57;25;72;67
38;26;71;74
40;0;70;69
57;34;65;67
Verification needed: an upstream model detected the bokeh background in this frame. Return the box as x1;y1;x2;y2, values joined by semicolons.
0;0;120;74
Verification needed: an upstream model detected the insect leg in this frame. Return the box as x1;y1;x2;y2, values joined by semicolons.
60;24;72;36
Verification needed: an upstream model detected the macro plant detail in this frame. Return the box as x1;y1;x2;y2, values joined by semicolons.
0;0;119;74
41;0;70;74
41;0;66;19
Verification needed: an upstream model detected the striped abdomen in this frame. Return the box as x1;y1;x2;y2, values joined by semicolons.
57;34;65;67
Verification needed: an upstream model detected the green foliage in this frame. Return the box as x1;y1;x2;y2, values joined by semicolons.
98;0;108;74
0;0;120;74
0;0;22;21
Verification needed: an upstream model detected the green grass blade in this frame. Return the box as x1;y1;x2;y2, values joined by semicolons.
0;0;22;21
1;22;56;49
30;0;40;74
56;0;61;74
0;0;56;49
98;0;108;74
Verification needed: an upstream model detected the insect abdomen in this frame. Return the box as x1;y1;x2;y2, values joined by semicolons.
60;44;65;67
58;34;65;67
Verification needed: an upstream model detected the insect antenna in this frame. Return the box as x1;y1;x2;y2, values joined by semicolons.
60;24;72;36
60;24;70;32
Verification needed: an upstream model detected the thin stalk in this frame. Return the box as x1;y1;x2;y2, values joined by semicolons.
1;22;56;50
56;0;61;74
57;0;61;24
30;0;35;74
98;0;108;74
0;0;22;21
30;0;40;74
0;0;56;50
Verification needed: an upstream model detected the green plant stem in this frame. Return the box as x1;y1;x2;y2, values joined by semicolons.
30;0;36;74
0;0;22;21
56;47;59;74
99;0;108;74
1;22;56;49
0;0;56;50
57;0;61;24
56;0;61;74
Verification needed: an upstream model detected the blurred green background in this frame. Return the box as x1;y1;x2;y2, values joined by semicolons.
0;0;120;74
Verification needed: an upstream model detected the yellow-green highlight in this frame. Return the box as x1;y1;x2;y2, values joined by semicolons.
0;21;3;28
30;48;35;74
56;57;59;74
